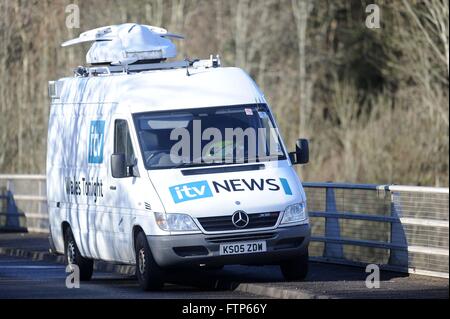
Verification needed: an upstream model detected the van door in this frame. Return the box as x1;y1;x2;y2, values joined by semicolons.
105;118;137;262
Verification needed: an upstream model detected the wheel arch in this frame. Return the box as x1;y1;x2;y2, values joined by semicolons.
61;221;71;239
132;225;145;250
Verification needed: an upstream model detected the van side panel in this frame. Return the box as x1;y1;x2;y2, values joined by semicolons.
47;102;116;258
47;107;68;254
47;99;165;263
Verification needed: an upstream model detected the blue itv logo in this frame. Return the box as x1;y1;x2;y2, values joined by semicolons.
88;120;105;164
169;180;213;203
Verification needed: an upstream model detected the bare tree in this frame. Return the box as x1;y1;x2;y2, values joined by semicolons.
0;0;447;186
291;0;314;138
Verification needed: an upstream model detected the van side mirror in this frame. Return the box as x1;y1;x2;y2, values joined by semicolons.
111;153;127;178
289;138;309;165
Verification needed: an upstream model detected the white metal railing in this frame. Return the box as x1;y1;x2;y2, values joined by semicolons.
0;175;448;278
303;182;449;278
0;174;47;233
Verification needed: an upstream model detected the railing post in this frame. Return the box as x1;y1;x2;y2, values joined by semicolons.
324;187;344;259
388;190;409;270
38;179;42;216
0;177;27;232
6;190;20;228
6;178;14;194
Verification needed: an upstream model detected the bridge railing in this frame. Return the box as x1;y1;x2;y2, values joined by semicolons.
0;175;448;278
303;182;449;278
0;175;47;233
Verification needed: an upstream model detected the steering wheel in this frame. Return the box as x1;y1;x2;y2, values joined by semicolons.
204;140;245;160
145;150;167;165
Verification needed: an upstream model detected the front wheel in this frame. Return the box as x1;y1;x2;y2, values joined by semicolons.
135;231;164;291
280;251;309;281
64;228;93;281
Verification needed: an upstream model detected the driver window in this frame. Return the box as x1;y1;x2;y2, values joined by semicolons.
114;119;135;166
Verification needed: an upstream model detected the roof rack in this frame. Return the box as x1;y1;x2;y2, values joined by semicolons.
73;55;221;77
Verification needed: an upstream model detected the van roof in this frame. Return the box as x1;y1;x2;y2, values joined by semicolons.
56;66;265;113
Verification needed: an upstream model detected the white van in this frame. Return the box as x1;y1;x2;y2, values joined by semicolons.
47;24;310;290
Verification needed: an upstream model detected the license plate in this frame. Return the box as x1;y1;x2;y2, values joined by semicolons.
219;241;267;256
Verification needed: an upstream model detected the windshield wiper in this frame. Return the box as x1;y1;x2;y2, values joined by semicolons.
172;161;193;169
156;155;284;170
243;155;282;162
172;156;236;169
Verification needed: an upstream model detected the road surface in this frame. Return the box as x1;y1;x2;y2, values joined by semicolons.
0;233;448;299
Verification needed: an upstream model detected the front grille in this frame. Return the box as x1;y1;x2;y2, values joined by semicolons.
198;212;280;232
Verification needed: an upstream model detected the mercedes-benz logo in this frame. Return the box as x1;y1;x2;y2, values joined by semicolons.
232;210;249;228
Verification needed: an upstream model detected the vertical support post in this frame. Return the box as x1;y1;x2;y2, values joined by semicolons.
6;191;20;228
38;179;42;216
324;187;344;259
6;178;14;194
388;191;409;270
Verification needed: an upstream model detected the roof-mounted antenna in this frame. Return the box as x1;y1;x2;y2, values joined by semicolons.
74;66;88;77
184;58;202;76
61;23;184;65
185;58;191;76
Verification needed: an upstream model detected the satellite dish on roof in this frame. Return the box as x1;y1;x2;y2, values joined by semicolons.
61;23;184;65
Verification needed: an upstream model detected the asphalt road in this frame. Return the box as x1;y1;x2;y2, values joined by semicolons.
0;233;448;299
0;255;259;299
0;253;448;299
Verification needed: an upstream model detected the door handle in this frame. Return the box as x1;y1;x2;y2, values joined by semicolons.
110;185;117;190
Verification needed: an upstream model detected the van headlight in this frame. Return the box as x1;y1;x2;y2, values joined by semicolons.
281;202;308;224
154;212;200;232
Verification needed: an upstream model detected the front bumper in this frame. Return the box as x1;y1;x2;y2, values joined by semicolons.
147;224;310;268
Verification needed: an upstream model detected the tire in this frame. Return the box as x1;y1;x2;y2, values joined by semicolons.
64;227;93;281
135;231;164;291
280;251;309;281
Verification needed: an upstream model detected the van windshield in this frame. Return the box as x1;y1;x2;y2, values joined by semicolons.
133;104;286;169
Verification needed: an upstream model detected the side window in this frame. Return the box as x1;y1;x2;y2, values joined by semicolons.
114;119;135;166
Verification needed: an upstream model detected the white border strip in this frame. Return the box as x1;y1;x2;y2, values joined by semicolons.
388;185;449;194
400;217;449;228
408;245;449;256
0;174;46;180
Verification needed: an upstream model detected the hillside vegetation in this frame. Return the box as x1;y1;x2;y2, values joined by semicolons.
0;0;448;186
